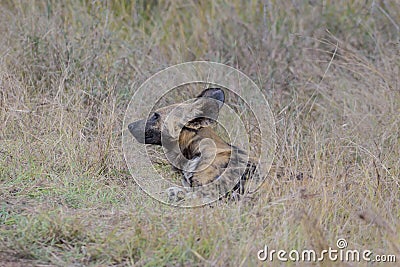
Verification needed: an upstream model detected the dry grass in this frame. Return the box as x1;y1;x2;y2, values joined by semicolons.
0;0;399;266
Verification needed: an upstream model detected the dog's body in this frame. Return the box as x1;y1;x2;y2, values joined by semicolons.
128;88;258;203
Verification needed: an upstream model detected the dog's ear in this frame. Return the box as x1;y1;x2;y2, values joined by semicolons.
184;89;225;130
197;88;225;109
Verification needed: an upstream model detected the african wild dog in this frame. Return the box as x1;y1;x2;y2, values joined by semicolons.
128;88;258;204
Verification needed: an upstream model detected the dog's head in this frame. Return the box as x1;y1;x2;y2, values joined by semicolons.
128;88;225;146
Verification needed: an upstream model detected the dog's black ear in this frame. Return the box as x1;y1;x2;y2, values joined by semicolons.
183;91;222;130
181;88;224;130
198;88;225;109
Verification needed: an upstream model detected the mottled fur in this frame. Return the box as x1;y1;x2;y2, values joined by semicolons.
128;88;258;203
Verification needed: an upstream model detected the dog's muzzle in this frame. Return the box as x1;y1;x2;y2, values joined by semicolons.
128;120;146;143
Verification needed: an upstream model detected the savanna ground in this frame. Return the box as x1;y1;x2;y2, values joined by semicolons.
0;0;399;266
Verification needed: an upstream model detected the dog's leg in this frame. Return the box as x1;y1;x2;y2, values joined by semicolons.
166;186;186;202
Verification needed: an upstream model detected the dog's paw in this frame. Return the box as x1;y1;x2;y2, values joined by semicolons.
166;187;186;203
